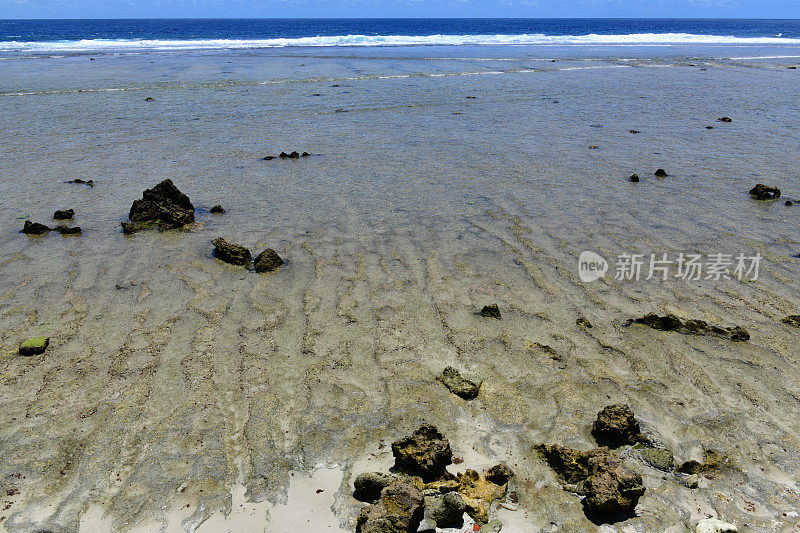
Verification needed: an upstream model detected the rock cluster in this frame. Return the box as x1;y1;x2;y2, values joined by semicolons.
626;313;750;341
128;179;195;231
437;366;481;400
749;184;781;200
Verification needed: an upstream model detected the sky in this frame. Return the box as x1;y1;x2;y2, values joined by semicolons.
1;0;799;19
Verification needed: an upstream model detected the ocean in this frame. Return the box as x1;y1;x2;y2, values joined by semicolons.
1;17;799;533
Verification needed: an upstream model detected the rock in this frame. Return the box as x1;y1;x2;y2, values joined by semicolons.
66;178;94;187
209;205;225;214
677;450;725;474
425;491;466;527
629;174;640;182
484;464;514;486
591;404;647;448
625;313;749;341
121;221;137;235
534;444;611;484
254;249;284;273
717;117;732;122
682;474;699;489
128;179;195;230
354;472;396;501
21;220;50;235
749;183;781;200
639;447;674;470
302;152;310;157
786;200;794;206
588;145;599;149
19;336;49;356
479;304;501;319
782;315;800;327
262;155;276;160
212;238;251;267
289;151;300;158
54;226;81;235
437;366;481;400
576;317;593;328
654;168;668;177
144;97;154;102
356;481;424;533
392;424;453;481
457;469;507;524
583;452;645;519
706;126;714;129
695;518;738;533
629;130;640;134
279;152;289;158
53;209;74;220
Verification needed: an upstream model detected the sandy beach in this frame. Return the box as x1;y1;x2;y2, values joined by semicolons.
1;40;800;532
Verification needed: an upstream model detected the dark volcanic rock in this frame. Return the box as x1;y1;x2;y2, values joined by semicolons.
717;117;732;122
121;221;137;235
534;443;611;484
787;200;794;206
437;366;481;400
212;238;251;266
262;156;276;160
626;313;749;341
144;97;154;102
479;304;501;319
654;169;668;177
583;452;645;519
354;472;396;501
629;130;640;134
54;226;82;235
484;463;514;486
392;424;453;481
129;179;195;230
288;151;300;158
629;174;640;182
302;151;310;157
706;126;714;129
591;404;648;448
356;481;424;533
749;184;781;200
254;249;284;273
209;205;225;214
782;315;800;327
21;220;50;235
66;178;94;187
279;152;289;158
53;209;74;220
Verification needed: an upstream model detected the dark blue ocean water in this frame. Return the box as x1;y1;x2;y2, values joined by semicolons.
1;18;800;48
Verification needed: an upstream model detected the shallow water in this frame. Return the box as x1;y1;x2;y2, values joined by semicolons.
1;44;800;532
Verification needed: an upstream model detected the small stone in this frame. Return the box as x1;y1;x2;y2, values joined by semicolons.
479;304;501;319
425;491;466;527
289;151;300;158
21;220;50;235
354;472;396;501
54;226;82;235
53;209;74;220
786;200;794;206
19;337;49;356
144;97;154;102
589;145;599;149
66;178;94;187
301;152;310;157
706;126;714;129
749;183;781;200
695;518;738;533
717;117;732;122
356;481;424;533
654;168;668;177
254;249;284;273
209;205;225;214
629;130;640;134
591;404;647;448
639;447;674;470
262;155;276;160
437;366;481;400
781;315;800;327
212;237;251;267
629;174;640;182
576;317;593;328
684;474;699;489
484;463;514;485
392;424;453;481
121;221;137;235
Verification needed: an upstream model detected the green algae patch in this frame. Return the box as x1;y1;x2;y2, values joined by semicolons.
19;336;49;356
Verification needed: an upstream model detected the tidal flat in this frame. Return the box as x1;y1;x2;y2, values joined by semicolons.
1;45;800;532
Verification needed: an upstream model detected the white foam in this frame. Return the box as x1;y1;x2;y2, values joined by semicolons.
2;32;800;53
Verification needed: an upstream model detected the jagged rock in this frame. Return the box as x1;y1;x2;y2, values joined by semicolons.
576;317;593;328
254;249;284;273
639;447;674;470
583;452;645;518
392;424;452;481
425;491;466;527
437;366;481;400
479;304;501;319
279;152;289;158
121;221;137;235
128;179;195;230
53;209;74;220
534;443;611;484
54;226;81;235
209;205;225;214
626;313;749;341
19;336;49;356
66;178;94;187
695;518;738;533
749;184;781;200
21;220;50;235
782;315;800;327
356;481;424;533
629;174;640;182
591;404;647;448
212;238;251;266
654;168;668;177
354;472;396;501
484;464;514;486
717;117;732;122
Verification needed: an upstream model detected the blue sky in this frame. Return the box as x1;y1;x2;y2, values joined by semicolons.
1;0;799;19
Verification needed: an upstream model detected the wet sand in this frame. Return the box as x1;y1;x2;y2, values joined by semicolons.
1;46;800;532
